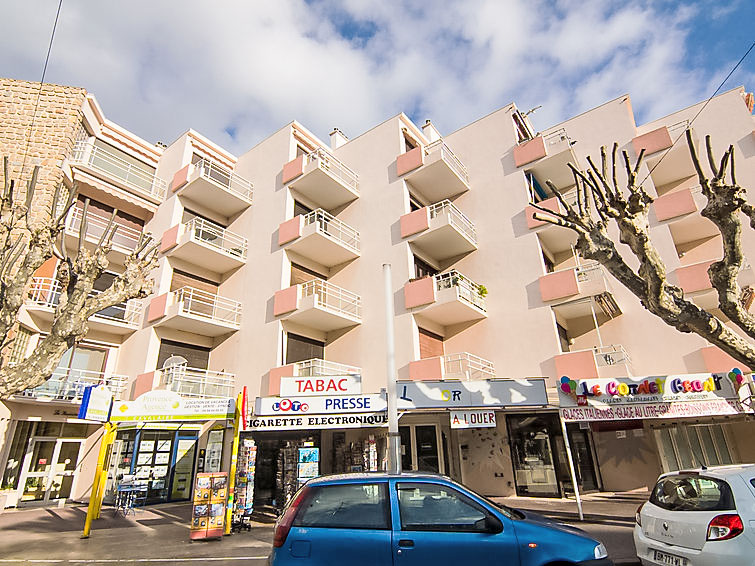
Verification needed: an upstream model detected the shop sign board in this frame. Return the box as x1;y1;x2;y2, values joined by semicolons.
255;394;385;415
560;398;751;422
248;412;388;431
111;390;235;422
279;375;361;397
78;384;114;422
396;379;548;409
450;410;497;429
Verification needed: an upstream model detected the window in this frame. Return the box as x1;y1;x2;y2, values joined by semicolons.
157;339;210;370
403;133;418;152
170;269;219;294
286;333;324;364
655;424;735;471
542;251;554;273
294;200;313;217
290;263;326;286
409;194;424;212
293;483;390;530
650;475;735;512
414;256;438;279
557;323;570;353
57;344;108;375
419;328;444;359
396;483;489;532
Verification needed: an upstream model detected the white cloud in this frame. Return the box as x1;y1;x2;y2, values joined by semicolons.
0;0;737;154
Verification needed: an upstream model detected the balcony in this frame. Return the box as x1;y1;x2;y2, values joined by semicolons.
273;279;361;331
633;121;700;187
148;286;241;336
16;368;128;402
409;352;495;381
674;260;755;310
62;206;144;262
404;270;487;326
26;277;143;334
555;344;632;379
525;188;578;254
171;159;253;217
539;262;621;318
400;200;477;261
515;129;579;190
161;217;247;273
268;358;361;395
397;140;470;202
71;141;166;203
282;149;359;210
159;364;235;399
278;209;360;267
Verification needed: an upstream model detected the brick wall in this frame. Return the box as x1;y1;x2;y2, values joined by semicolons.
0;78;87;218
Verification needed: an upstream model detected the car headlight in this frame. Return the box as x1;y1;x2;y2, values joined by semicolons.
594;543;608;560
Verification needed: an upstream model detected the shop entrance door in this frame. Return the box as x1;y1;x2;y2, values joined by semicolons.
20;439;84;503
566;425;599;492
399;425;442;473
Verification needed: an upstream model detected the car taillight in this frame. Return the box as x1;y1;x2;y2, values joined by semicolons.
707;514;744;541
635;504;644;527
273;488;309;548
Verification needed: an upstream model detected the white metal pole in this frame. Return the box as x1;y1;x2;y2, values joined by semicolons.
383;263;401;474
560;413;584;521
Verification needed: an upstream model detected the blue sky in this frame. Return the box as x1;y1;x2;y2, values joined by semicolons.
0;0;752;154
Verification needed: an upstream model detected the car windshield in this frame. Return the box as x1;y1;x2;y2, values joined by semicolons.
650;474;735;512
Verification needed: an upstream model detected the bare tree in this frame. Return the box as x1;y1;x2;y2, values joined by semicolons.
531;131;755;371
0;157;158;398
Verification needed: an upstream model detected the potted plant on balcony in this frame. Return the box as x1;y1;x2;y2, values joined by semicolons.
477;284;488;298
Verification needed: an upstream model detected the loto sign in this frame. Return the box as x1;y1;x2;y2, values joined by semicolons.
279;375;361;397
450;410;496;429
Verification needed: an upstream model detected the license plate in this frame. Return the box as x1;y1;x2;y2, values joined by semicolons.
654;550;687;566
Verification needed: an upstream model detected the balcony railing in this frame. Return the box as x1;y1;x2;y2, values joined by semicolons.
192;158;253;202
442;352;495;380
19;368;128;401
592;344;631;368
542;128;575;155
667;119;691;141
300;279;361;319
305;148;359;193
434;271;486;312
185;217;248;260
424;140;469;184
428;200;477;244
67;206;143;252
303;209;360;253
159;364;235;399
174;286;242;326
71;141;166;200
291;358;361;377
28;277;142;325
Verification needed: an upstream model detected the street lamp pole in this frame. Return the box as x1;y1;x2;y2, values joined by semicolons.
383;263;401;474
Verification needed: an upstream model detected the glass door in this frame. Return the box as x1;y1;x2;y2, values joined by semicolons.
566;425;599;492
507;415;560;497
399;425;442;474
20;439;84;502
48;440;83;500
170;436;197;501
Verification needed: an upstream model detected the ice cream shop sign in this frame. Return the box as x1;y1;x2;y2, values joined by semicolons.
559;370;745;407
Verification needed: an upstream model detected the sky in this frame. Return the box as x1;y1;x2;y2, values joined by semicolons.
0;0;753;155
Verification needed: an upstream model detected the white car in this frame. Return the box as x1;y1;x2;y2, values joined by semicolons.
634;464;755;566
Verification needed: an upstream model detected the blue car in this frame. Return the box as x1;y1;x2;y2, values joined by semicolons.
269;473;612;566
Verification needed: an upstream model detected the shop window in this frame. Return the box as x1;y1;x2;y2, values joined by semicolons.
1;421;34;489
413;256;438;279
397;483;487;532
286;333;324;364
655;424;735;472
507;415;564;497
290;262;326;286
36;422;64;437
157;339;210;370
293;483;390;530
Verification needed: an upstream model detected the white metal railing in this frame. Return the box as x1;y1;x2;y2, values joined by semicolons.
443;352;495;380
434;270;487;311
159;364;235;399
300;279;361;319
67;206;143;252
303;209;360;253
185;217;248;260
27;277;142;326
428;200;477;244
542;127;575;155
20;368;128;401
192;158;253;202
173;286;242;326
71;141;166;200
292;358;361;377
304;148;359;193
667;119;691;139
575;261;605;283
424;140;469;184
592;344;631;368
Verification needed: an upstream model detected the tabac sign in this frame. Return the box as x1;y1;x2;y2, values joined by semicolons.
558;371;747;408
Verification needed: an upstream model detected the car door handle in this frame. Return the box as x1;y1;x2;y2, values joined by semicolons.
398;539;414;548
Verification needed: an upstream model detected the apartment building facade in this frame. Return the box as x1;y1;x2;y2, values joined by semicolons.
0;77;753;508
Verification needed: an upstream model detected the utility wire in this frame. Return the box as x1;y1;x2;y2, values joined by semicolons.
639;40;755;186
19;0;65;183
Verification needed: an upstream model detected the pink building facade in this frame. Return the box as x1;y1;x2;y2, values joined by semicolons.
1;78;755;509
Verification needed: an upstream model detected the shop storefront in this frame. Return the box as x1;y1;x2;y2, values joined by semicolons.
250;376;549;507
558;371;755;492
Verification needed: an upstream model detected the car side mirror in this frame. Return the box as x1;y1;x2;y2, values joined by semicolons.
475;515;503;534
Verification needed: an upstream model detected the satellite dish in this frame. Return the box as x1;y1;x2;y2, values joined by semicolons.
162;355;188;369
